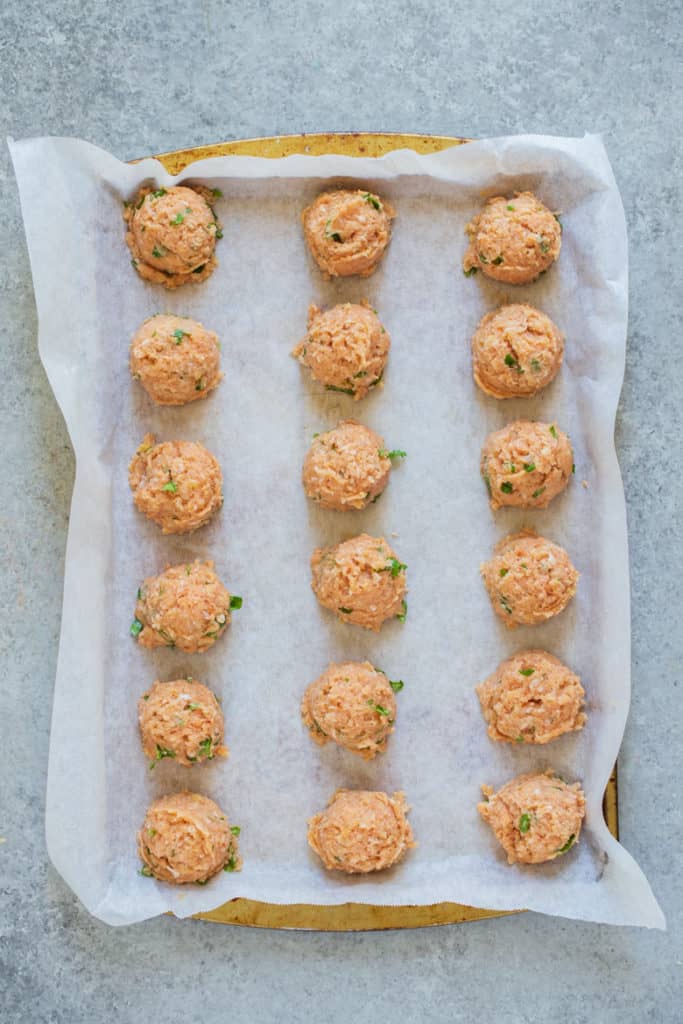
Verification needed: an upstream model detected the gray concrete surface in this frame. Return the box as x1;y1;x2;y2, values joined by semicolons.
1;1;681;1021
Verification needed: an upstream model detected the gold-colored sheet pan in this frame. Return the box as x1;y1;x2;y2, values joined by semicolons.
152;132;619;930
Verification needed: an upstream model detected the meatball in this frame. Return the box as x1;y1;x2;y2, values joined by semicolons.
481;420;573;510
302;420;395;510
138;678;227;767
302;661;398;758
128;434;223;534
137;791;240;883
476;650;586;745
130;314;222;405
480;530;579;628
292;302;389;399
302;189;395;278
463;192;561;284
311;533;407;631
471;303;564;399
308;789;414;873
124;184;221;288
131;559;239;653
478;771;585;865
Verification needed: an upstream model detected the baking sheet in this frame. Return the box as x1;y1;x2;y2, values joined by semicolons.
10;133;664;928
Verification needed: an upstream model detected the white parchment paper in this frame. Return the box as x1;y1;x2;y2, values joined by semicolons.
10;133;664;928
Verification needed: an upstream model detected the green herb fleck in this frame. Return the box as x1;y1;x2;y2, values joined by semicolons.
538;236;550;253
130;618;143;638
195;378;206;391
501;481;513;494
549;424;558;439
378;448;407;460
195;879;209;886
506;204;515;211
171;212;185;225
224;856;238;872
397;599;408;623
519;667;535;676
380;557;407;577
532;487;546;498
230;595;243;610
339;607;353;614
366;700;390;716
483;473;492;495
185;702;201;711
362;192;382;210
212;188;223;198
140;865;154;877
390;680;404;693
523;462;536;473
556;833;576;854
499;595;513;615
553;213;563;232
499;567;508;578
492;255;504;265
152;246;167;258
230;825;241;837
478;252;489;264
150;745;176;769
135;194;146;209
504;352;522;373
324;219;342;242
530;358;542;373
198;738;213;760
215;226;224;239
572;463;576;474
192;263;206;274
353;370;368;378
151;188;167;199
325;384;355;395
464;266;478;277
162;480;178;493
172;328;188;344
518;813;531;834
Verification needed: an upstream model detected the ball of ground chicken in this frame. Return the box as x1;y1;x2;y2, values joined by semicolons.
308;789;414;873
128;434;223;534
124;184;221;288
302;189;395;278
138;678;227;768
302;661;399;758
471;304;564;399
311;533;407;631
480;530;579;628
138;791;240;883
302;420;396;510
478;771;585;864
463;192;561;284
481;420;573;510
132;559;239;653
292;302;389;399
130;314;222;405
476;650;586;745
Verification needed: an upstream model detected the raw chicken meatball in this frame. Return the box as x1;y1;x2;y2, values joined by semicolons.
124;184;221;288
137;791;240;884
311;533;407;631
131;559;240;653
463;192;561;284
481;530;579;628
302;420;397;510
478;771;585;864
481;420;573;510
476;650;586;745
308;789;414;873
471;304;564;399
292;302;389;399
128;434;223;534
138;678;227;767
130;314;222;405
302;189;395;278
301;661;399;758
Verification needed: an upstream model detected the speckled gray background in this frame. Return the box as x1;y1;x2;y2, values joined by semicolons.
2;1;681;1021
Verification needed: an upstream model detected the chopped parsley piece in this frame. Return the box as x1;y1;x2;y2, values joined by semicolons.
499;595;513;615
549;424;558;438
324;219;342;242
362;192;382;210
379;557;407;577
136;588;142;600
397;599;408;623
325;384;355;395
518;813;531;834
130;618;143;638
171;212;185;225
366;700;390;716
483;473;492;495
339;607;353;614
523;462;536;473
505;463;516;473
152;246;167;258
506;204;515;211
390;680;404;693
192;263;206;274
140;865;154;877
519;667;535;676
151;188;167;198
212;188;223;198
532;487;546;498
162;480;178;493
135;194;146;209
150;745;176;769
224;856;238;872
172;328;188;344
553;213;562;232
230;825;241;836
464;266;478;277
378;448;407;460
229;595;243;610
195;879;209;885
572;463;576;473
215;226;224;239
492;255;504;265
198;738;213;760
538;236;550;253
499;567;508;577
530;358;542;373
556;834;576;854
195;378;206;391
500;481;513;494
353;370;368;378
504;352;522;373
185;702;201;711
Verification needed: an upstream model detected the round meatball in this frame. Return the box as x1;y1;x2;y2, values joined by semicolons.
138;678;227;767
476;650;586;745
137;792;240;883
130;314;222;405
463;192;561;284
302;661;398;758
481;530;579;628
481;420;573;510
308;789;414;873
311;533;407;631
478;771;585;864
132;559;238;653
302;189;395;278
124;184;221;288
302;420;393;510
128;434;223;534
471;304;564;399
292;302;389;399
